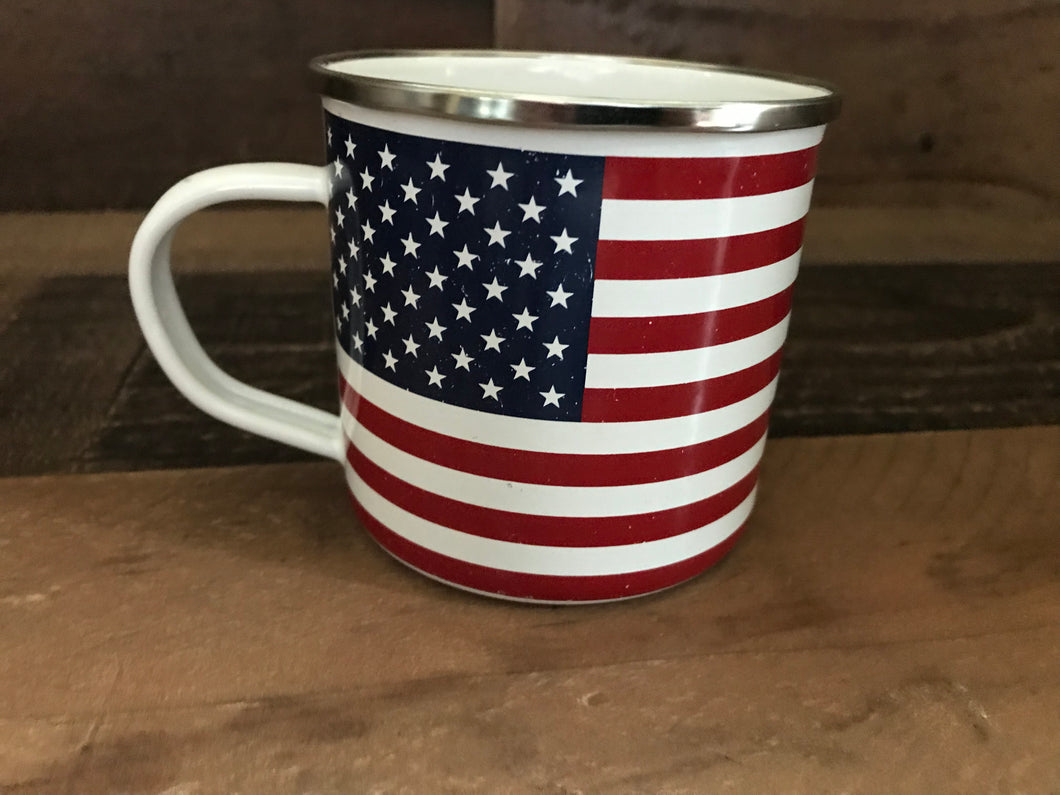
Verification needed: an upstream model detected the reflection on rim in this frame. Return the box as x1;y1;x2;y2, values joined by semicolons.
309;49;841;133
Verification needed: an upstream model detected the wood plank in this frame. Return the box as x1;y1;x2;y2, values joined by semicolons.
1;427;1057;790
0;0;494;211
0;277;144;476
497;0;1060;223
0;263;1056;476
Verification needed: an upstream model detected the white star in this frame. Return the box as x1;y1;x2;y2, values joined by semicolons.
479;378;502;401
379;144;396;170
361;220;376;243
486;161;513;190
483;277;507;301
555;169;583;197
544;336;568;359
518;196;545;223
401;285;420;308
381;303;397;325
511;358;535;381
455;188;480;215
332;271;339;288
485;221;511;248
426;212;449;238
403;334;420;357
379;253;397;275
351;332;364;353
401;233;421;258
363;271;377;292
365;317;379;339
452;348;473;371
350;286;362;306
454;245;478;270
334;207;345;227
512;308;538;330
379;200;396;224
330;226;336;243
335;315;341;332
341;302;350;320
480;329;505;352
426;366;446;387
514;254;542;279
551;228;578;254
332;157;344;177
427;153;449;180
540;386;564;407
383;350;398;371
452;298;476;322
345;187;356;209
337;256;348;275
348;238;360;259
401;178;421;204
425;317;447;340
326;127;332;145
360;169;374;191
546;283;573;308
344;136;356;158
426;266;447;290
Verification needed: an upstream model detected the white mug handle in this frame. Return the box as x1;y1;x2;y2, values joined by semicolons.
128;163;345;461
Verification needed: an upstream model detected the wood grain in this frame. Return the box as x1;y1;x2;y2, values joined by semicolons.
1;427;1057;791
0;0;493;211
0;263;1056;476
497;0;1060;223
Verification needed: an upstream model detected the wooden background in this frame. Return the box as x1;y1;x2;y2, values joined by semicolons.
3;0;1058;246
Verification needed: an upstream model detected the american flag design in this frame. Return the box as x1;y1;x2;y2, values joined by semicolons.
325;111;818;602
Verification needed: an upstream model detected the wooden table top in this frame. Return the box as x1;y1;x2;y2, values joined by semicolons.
1;218;1057;793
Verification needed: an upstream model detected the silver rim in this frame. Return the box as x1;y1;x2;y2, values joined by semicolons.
309;49;841;133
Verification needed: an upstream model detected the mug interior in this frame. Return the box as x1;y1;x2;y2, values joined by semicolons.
326;53;831;105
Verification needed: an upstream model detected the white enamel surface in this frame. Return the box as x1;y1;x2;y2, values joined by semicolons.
337;349;778;455
592;250;801;317
324;98;825;158
128;163;345;462
345;462;756;577
584;315;789;389
329;54;831;104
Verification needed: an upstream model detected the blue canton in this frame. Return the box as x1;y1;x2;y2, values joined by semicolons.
325;113;604;421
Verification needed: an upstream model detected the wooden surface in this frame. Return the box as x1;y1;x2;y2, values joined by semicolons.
497;0;1060;255
0;0;493;211
1;212;1059;791
1;261;1057;477
2;429;1058;792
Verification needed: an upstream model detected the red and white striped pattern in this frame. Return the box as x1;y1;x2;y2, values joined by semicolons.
338;143;816;602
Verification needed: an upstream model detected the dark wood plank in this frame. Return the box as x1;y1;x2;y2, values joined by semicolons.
0;277;145;476
0;0;494;211
1;264;1056;476
497;0;1060;222
1;428;1057;790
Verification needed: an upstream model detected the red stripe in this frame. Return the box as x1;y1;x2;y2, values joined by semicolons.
352;495;747;601
347;445;759;547
602;147;817;201
593;219;804;280
588;288;793;354
341;375;767;486
581;351;781;423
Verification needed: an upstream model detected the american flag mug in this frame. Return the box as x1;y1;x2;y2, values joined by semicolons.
129;51;840;603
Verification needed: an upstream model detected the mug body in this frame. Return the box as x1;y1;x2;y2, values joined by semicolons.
316;52;837;602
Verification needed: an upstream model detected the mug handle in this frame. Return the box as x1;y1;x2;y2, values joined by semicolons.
128;163;345;462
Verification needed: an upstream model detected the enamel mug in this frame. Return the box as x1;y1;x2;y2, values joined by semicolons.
129;51;840;603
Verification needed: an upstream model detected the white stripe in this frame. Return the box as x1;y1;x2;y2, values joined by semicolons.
324;98;827;158
591;250;800;317
585;314;789;389
599;182;813;241
336;348;777;454
342;412;765;516
346;463;755;577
